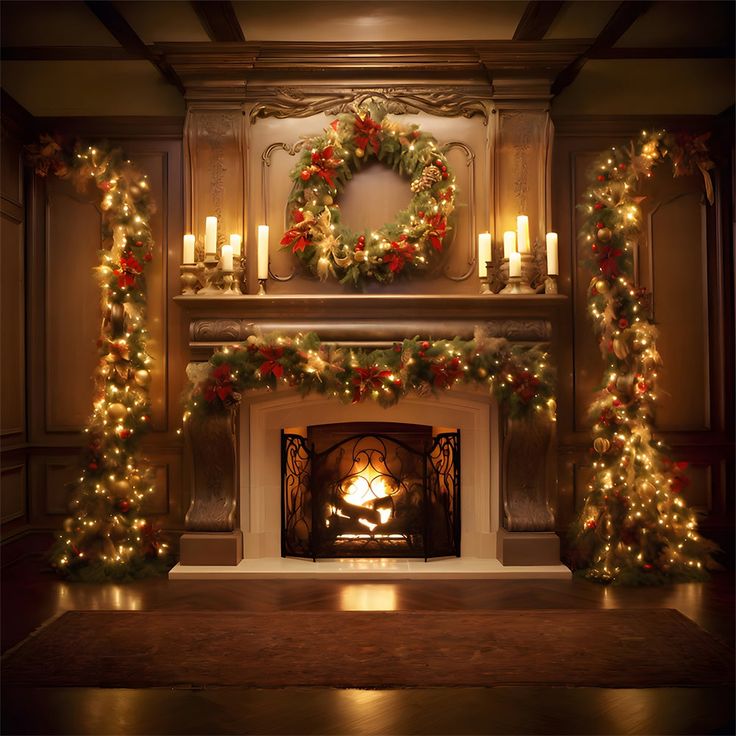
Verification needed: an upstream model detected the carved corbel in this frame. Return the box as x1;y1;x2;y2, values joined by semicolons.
184;409;238;532
501;413;555;531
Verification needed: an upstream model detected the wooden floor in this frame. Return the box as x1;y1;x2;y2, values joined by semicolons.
1;550;734;736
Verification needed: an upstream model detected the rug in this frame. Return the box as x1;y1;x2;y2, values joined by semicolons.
2;609;732;688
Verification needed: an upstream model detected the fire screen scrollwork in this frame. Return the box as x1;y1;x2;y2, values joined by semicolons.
281;426;460;560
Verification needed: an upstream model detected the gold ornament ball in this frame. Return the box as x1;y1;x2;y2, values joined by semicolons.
593;437;611;455
595;279;609;294
353;250;367;263
355;147;365;158
322;194;333;206
111;479;131;495
597;227;612;242
96;363;111;379
108;402;127;421
134;369;151;387
477;367;488;378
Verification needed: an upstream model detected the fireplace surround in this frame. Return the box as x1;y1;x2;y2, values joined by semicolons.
170;295;568;579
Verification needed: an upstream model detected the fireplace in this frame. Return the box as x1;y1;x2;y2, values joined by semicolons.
281;422;460;560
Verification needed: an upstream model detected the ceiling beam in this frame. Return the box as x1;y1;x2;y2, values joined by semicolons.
552;1;653;96
513;1;565;41
84;1;184;93
191;1;245;42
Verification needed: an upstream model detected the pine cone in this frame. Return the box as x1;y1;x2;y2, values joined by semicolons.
410;164;442;193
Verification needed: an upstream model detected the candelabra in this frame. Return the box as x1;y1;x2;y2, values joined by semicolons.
179;250;247;296
481;239;554;295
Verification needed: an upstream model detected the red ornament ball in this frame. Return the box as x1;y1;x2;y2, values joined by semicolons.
134;240;144;248
618;318;629;328
421;341;430;350
597;174;606;182
585;520;597;530
300;170;311;181
394;378;402;387
88;462;98;471
613;398;622;407
118;429;131;440
618;163;627;170
594;203;604;210
418;351;425;359
637;381;648;393
144;253;152;262
118;500;131;513
417;211;425;219
442;173;448;179
435;159;442;166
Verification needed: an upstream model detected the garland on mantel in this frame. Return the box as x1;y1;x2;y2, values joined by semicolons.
27;135;168;581
570;129;719;585
183;331;555;422
281;105;456;288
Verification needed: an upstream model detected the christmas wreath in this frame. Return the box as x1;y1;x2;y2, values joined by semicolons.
280;106;456;287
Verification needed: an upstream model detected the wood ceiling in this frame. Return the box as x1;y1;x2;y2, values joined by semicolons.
1;1;733;117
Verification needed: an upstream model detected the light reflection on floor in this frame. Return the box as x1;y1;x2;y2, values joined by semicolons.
56;583;143;611
340;583;398;610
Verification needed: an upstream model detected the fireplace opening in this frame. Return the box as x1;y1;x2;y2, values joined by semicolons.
281;422;460;560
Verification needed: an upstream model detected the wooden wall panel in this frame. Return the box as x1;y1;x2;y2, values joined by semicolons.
44;180;100;432
0;212;25;438
1;465;26;524
646;189;710;430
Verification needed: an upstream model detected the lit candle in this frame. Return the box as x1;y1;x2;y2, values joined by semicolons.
257;225;269;280
205;216;218;256
503;231;516;259
220;244;233;272
509;251;521;278
545;232;559;276
182;233;195;264
229;233;242;257
478;233;492;278
516;215;530;254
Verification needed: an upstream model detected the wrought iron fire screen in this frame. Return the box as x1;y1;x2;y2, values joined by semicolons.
281;423;460;560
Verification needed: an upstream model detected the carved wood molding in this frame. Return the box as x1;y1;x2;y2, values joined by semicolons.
188;318;552;345
248;87;491;124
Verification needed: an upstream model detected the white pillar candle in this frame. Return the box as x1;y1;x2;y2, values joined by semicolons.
229;233;242;257
257;225;269;280
205;216;218;256
477;233;492;278
516;215;530;254
220;244;233;272
545;232;559;276
509;251;521;278
182;233;196;264
503;230;516;259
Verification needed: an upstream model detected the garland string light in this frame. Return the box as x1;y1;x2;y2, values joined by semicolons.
183;331;555;422
27;135;168;580
281;105;456;287
571;129;718;584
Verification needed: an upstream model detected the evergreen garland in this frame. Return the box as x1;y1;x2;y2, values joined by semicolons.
571;129;719;585
26;136;169;580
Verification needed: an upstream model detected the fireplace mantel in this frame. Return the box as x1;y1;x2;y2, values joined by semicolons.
175;293;567;357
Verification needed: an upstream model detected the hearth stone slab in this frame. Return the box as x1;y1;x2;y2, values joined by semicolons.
168;557;571;580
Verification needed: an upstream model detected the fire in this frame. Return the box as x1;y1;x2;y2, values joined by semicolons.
331;469;394;533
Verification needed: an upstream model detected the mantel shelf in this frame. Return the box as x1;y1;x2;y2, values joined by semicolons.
174;293;568;320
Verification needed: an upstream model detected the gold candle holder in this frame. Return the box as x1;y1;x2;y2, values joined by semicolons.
500;252;535;295
179;264;199;295
197;255;222;295
545;274;558;294
257;278;267;296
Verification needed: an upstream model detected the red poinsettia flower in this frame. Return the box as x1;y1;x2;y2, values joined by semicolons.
113;253;143;288
510;369;541;403
258;347;285;379
281;210;313;253
354;114;382;155
204;363;234;403
351;366;393;403
597;245;622;278
425;213;447;252
307;145;342;188
430;356;464;389
383;238;416;273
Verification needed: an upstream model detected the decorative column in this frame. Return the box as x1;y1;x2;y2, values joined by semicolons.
497;413;560;566
179;367;242;566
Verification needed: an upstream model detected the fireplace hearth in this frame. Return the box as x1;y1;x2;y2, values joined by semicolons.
281;423;460;560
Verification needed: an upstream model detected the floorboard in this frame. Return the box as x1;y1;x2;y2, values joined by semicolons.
2;553;734;735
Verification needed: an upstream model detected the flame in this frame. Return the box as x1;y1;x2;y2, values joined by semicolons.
338;469;393;532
